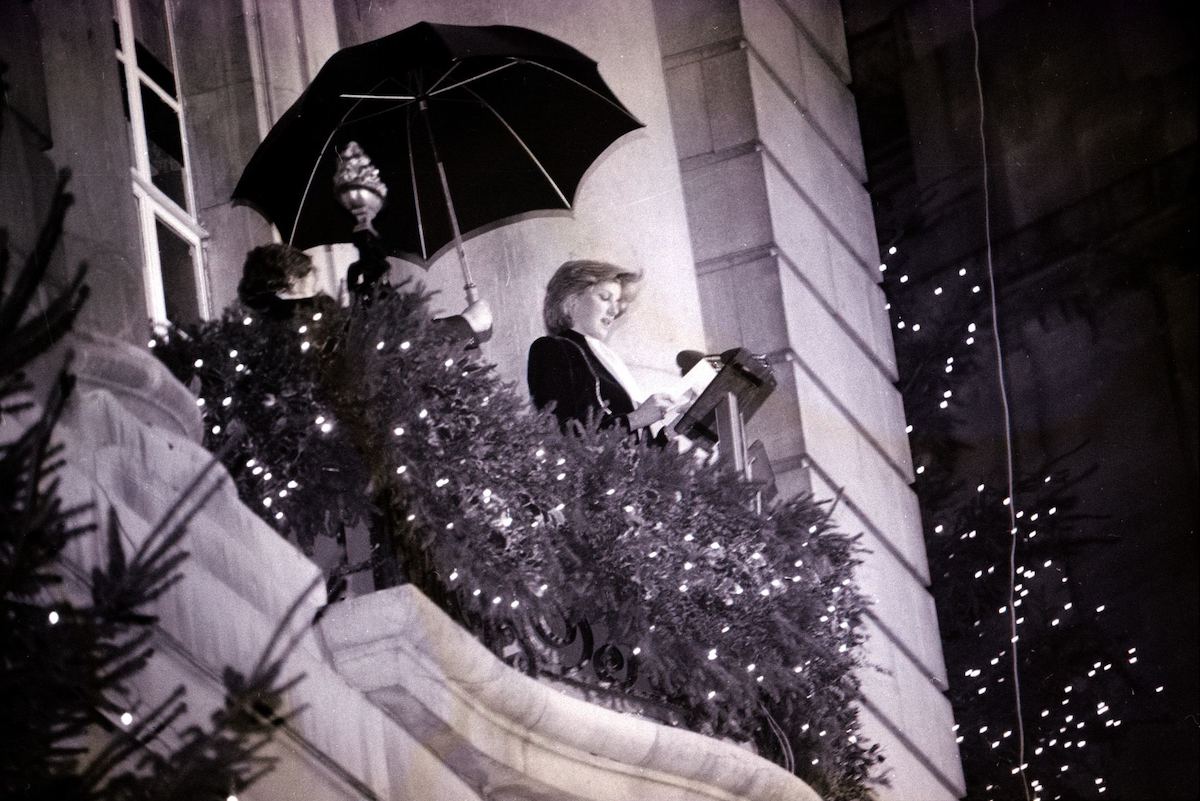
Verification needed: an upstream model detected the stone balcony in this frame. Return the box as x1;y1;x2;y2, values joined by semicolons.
38;330;820;801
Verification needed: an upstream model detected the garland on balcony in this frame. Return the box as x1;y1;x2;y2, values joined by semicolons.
0;170;296;800
154;281;885;799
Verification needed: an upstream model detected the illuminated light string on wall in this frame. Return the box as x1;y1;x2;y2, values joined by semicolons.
871;6;1165;799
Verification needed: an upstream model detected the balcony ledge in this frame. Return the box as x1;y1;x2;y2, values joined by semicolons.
319;587;821;801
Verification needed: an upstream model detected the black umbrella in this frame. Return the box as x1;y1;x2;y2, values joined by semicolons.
232;21;643;299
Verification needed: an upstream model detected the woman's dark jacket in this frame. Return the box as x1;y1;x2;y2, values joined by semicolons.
527;329;635;433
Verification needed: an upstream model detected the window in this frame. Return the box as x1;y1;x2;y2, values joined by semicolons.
114;0;209;325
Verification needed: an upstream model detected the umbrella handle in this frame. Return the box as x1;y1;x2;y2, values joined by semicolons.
464;283;480;303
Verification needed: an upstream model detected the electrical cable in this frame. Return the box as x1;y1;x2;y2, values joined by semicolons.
968;2;1031;799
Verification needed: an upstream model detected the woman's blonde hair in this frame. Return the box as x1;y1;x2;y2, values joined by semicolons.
542;260;642;334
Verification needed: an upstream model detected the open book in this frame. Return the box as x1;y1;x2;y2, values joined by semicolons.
650;357;719;438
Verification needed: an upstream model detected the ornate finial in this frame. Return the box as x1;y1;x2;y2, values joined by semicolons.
334;141;388;234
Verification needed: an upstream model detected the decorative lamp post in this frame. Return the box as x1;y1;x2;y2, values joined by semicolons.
334;141;391;297
333;140;492;336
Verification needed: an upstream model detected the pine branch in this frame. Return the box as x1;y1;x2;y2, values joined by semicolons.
2;157;296;801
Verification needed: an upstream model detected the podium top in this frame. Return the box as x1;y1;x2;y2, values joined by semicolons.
672;349;776;441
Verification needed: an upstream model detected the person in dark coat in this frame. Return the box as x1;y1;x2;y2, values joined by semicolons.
238;243;491;343
527;260;675;436
237;243;336;321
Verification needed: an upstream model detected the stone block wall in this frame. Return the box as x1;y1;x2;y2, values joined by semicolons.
0;0;148;341
654;1;964;797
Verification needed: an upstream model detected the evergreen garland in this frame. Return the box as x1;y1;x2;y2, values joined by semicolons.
154;281;884;800
1;171;295;801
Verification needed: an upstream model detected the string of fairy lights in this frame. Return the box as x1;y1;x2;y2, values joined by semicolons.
144;300;883;785
142;228;1163;801
881;248;1163;801
869;4;1170;797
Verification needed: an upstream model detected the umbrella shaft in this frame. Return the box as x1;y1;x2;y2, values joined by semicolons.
420;100;474;295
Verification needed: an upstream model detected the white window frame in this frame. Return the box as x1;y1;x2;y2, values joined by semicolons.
114;0;211;324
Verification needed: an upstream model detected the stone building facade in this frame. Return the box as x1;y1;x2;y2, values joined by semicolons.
1;1;963;797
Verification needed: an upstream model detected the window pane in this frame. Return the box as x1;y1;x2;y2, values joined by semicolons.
140;83;188;209
129;0;176;97
156;219;201;326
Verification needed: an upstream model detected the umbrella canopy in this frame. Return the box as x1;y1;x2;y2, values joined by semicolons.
232;21;644;266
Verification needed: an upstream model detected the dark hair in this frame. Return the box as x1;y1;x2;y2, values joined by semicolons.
238;244;314;311
542;260;641;334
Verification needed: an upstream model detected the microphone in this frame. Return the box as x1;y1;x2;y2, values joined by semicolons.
677;348;745;375
676;349;707;373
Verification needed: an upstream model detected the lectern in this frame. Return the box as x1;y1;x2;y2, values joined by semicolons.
672;348;776;480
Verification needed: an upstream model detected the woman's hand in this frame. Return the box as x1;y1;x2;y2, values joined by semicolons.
626;392;678;430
